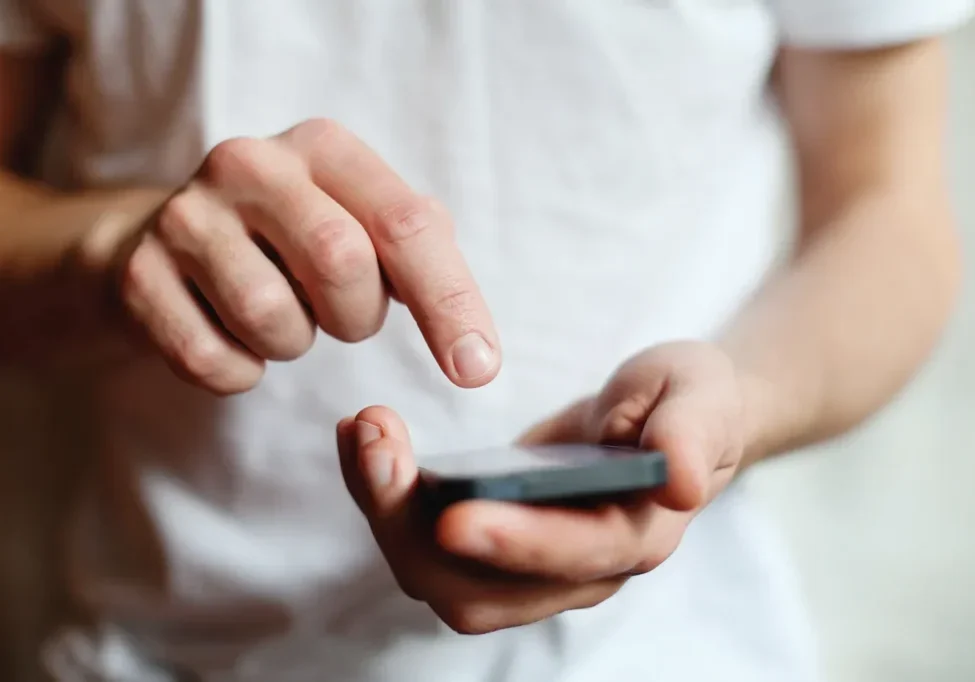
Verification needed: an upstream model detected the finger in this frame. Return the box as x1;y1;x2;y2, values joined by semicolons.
337;406;441;603
236;175;389;343
639;397;713;511
156;187;315;360
339;474;626;634
337;409;628;633
427;574;625;636
336;417;363;508
338;405;418;522
436;498;688;582
587;362;710;510
120;235;265;395
286;120;501;388
595;393;662;446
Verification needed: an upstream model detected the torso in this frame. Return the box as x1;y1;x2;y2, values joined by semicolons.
29;1;814;680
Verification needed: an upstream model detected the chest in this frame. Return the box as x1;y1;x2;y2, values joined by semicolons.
32;0;778;176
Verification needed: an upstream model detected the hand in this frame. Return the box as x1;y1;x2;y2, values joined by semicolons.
116;119;500;394
337;341;748;635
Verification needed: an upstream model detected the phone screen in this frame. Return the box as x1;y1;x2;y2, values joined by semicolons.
417;443;639;479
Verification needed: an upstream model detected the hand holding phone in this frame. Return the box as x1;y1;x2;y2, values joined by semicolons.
338;344;747;635
337;406;696;636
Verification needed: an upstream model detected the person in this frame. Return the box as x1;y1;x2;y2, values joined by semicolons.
0;1;970;680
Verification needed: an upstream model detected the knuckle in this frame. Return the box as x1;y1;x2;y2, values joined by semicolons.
120;246;155;301
306;218;374;288
156;192;207;244
203;137;269;185
282;118;350;168
208;367;264;396
428;287;480;326
585;548;628;580
373;197;436;245
681;475;709;511
628;558;657;576
295;117;345;148
178;334;230;383
174;338;262;395
632;548;668;575
657;532;682;564
569;581;625;613
232;283;295;336
393;573;425;603
436;603;500;636
328;301;389;344
635;536;679;574
590;507;640;575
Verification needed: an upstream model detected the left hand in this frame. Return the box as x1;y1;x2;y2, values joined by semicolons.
337;341;749;635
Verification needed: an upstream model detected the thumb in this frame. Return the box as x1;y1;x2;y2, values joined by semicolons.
638;397;711;512
337;405;418;520
517;398;596;445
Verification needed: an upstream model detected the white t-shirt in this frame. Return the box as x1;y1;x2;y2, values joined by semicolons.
1;1;971;681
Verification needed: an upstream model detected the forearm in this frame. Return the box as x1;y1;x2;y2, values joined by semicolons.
0;170;168;366
720;187;960;467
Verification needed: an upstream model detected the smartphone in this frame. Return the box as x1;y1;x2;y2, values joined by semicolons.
417;443;667;514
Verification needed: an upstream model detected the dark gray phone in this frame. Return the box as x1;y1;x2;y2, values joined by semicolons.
417;443;667;514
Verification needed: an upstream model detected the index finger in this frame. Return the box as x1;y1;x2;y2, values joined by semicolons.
285;121;501;387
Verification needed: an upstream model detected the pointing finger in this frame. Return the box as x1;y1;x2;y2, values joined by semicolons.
287;120;501;387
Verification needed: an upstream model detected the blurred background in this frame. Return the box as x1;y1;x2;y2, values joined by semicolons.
749;18;975;682
1;15;974;682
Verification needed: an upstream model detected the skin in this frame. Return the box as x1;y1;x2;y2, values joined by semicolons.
337;39;962;635
0;37;961;635
1;72;500;393
119;123;501;393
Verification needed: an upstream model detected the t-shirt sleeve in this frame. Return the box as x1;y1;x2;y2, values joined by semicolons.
770;0;975;48
0;0;53;51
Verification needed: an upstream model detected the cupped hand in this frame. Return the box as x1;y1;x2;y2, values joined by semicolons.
338;341;749;635
117;119;500;394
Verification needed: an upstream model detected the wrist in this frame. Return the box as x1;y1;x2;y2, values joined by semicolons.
0;187;169;368
66;189;170;360
726;354;821;471
2;187;169;278
733;367;780;469
70;188;171;272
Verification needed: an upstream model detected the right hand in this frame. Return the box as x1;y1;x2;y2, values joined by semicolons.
116;119;500;394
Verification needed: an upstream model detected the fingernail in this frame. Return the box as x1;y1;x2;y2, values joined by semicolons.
356;421;393;488
451;333;496;381
357;420;382;448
